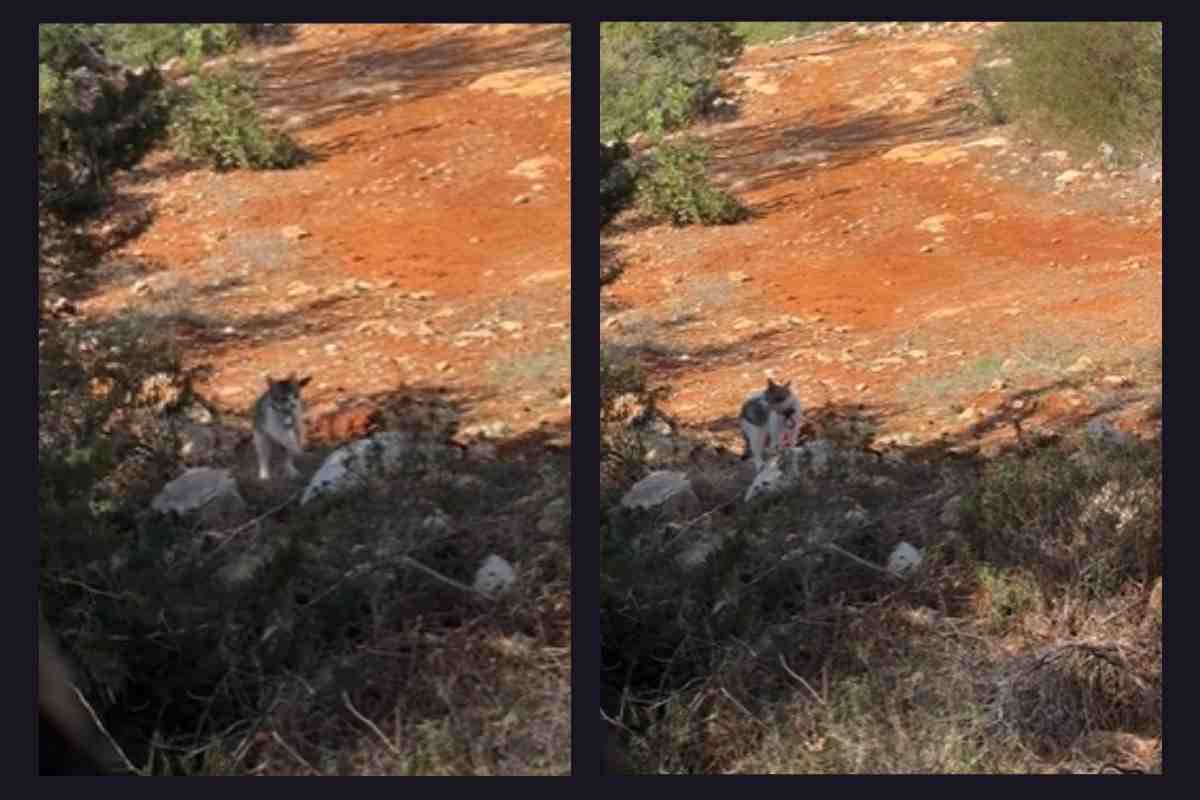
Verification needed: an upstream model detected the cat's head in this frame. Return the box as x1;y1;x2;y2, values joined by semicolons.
265;373;312;418
764;377;793;402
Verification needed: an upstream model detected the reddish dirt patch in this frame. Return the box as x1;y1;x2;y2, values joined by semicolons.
85;24;570;450
603;23;1161;454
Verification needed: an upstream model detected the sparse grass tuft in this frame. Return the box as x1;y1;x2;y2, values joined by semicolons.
732;22;837;45
972;22;1162;163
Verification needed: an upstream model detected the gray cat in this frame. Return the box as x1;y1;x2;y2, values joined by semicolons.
739;378;802;473
252;373;311;481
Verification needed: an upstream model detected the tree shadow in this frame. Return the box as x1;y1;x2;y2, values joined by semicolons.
254;24;570;149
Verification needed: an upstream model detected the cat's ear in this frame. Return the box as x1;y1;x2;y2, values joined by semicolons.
783;381;792;390
265;375;275;388
297;375;312;389
767;377;777;389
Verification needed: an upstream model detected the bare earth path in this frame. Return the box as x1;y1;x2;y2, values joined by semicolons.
84;23;570;451
603;23;1161;456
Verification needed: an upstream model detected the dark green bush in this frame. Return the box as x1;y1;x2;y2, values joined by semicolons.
39;25;170;215
601;22;743;141
601;140;636;228
96;23;248;69
637;140;746;226
963;434;1162;601
169;67;301;171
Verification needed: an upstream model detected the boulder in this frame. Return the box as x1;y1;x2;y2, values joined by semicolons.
151;468;246;527
745;439;838;502
301;432;424;505
620;471;699;517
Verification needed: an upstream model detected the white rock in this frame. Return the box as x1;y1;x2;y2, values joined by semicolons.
676;533;722;571
887;542;923;577
301;432;419;505
474;554;515;595
916;214;955;234
152;467;246;525
621;471;698;516
1055;169;1085;185
422;509;453;534
744;439;837;502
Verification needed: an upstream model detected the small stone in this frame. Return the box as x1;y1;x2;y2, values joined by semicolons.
1102;375;1133;388
281;224;310;240
1066;355;1095;374
887;542;923;577
435;361;451;372
728;271;750;284
474;554;515;596
1055;169;1084;186
920;244;934;253
513;194;532;205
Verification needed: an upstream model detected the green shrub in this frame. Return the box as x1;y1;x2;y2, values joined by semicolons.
976;22;1162;161
637;140;746;226
96;23;248;69
169;67;301;171
601;22;743;141
38;25;170;215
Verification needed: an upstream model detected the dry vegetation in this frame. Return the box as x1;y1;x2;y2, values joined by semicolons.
602;369;1161;773
601;21;1161;775
39;23;569;776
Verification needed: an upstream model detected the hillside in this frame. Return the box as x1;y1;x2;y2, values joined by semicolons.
601;22;1161;775
41;23;571;776
603;22;1160;454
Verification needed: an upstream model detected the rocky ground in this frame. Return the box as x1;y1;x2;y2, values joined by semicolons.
76;23;571;463
602;22;1161;460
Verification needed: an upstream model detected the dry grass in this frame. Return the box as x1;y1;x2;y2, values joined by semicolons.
602;393;1161;774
